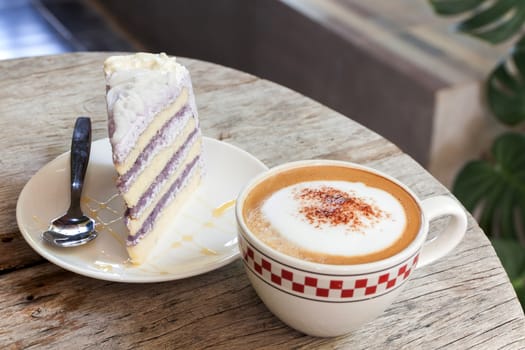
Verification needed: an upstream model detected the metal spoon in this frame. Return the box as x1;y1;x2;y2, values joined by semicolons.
42;117;98;247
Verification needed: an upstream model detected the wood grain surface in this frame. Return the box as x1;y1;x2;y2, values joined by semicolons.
0;53;524;349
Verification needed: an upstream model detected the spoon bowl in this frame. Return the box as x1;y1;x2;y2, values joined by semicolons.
43;215;97;247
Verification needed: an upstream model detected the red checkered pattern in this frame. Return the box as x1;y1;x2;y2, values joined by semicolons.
240;235;419;301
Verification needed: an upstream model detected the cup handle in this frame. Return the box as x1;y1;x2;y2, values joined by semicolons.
416;195;468;269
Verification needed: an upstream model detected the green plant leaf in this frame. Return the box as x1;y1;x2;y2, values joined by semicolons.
429;0;525;44
453;132;525;239
491;238;525;307
487;36;525;125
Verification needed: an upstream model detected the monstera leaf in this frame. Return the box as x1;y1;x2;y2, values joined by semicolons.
487;36;525;125
453;132;525;240
492;239;525;308
429;1;525;124
429;0;525;44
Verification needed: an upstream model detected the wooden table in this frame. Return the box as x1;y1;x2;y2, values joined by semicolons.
1;53;524;349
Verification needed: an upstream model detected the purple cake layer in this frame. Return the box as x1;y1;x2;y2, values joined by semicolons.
117;104;191;192
127;127;200;219
126;155;201;246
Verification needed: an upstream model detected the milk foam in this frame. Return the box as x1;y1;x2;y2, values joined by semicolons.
261;181;406;257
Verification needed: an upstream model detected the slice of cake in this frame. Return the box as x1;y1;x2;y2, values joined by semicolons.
104;52;203;265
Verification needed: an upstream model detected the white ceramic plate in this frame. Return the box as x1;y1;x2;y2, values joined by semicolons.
16;137;267;282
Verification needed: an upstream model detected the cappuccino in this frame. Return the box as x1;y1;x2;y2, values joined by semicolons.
243;165;421;264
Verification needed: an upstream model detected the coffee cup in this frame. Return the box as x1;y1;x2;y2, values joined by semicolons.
235;160;467;337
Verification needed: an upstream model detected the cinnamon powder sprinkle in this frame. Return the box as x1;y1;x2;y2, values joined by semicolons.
294;186;385;230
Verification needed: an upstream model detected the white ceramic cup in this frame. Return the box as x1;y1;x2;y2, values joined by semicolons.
235;160;468;337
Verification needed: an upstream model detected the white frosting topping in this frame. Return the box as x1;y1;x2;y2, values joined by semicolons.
261;181;406;257
104;53;195;163
104;52;181;74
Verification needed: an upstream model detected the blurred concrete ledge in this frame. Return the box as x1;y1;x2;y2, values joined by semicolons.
90;0;510;188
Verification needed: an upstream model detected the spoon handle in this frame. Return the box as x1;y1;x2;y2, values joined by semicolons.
68;117;92;218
